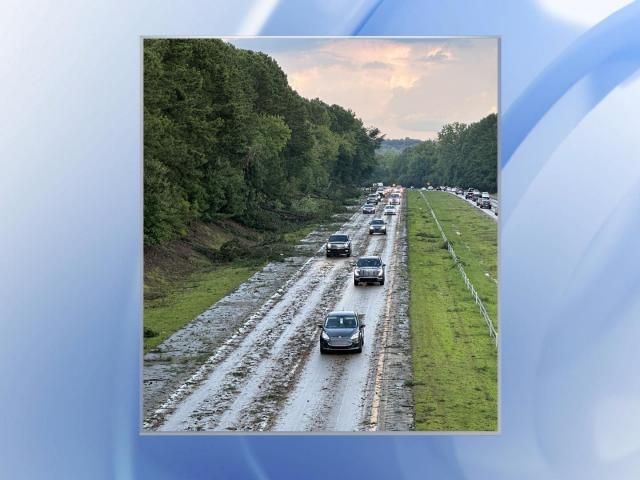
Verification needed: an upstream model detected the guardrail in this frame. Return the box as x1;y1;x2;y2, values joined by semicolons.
419;192;498;347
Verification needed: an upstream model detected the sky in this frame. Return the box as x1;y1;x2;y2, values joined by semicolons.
227;37;498;140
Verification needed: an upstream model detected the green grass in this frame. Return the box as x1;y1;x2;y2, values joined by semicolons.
424;191;498;325
144;263;260;352
407;191;497;431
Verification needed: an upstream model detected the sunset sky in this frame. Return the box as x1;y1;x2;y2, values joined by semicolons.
227;37;498;140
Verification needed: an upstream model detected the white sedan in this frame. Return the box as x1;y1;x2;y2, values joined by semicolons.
383;205;397;215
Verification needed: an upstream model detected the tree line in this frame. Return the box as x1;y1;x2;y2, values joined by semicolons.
144;39;382;246
377;137;421;153
375;114;497;192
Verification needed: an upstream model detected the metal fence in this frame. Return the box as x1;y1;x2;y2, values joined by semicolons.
420;192;498;347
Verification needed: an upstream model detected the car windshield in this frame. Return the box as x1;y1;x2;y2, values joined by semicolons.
329;235;348;242
371;220;384;225
325;315;357;329
357;258;381;267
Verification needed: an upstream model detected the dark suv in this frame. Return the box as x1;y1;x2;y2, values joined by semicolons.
353;256;385;285
326;233;352;257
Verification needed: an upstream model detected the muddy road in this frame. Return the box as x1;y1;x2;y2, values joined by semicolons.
144;197;413;432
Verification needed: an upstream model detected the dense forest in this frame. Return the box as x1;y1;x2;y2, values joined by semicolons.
144;39;383;246
376;114;497;192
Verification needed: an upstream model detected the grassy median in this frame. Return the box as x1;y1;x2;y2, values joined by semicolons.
407;190;497;431
426;191;498;324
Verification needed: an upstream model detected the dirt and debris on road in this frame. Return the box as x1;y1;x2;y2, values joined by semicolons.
144;200;414;432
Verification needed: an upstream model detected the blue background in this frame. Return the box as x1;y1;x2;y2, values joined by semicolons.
2;0;640;478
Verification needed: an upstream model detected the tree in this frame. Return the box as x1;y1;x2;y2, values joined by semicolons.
143;39;383;245
377;114;497;191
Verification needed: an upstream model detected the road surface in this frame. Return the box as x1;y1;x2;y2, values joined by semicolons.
144;196;412;432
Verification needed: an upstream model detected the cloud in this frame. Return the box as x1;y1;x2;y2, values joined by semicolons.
395;113;448;133
230;38;497;140
414;47;454;64
362;61;392;71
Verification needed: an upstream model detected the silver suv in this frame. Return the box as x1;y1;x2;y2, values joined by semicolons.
353;256;385;286
326;233;351;257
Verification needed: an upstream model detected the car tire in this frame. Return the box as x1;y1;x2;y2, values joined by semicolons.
346;250;351;257
356;341;362;353
320;346;326;354
354;279;359;286
380;279;385;286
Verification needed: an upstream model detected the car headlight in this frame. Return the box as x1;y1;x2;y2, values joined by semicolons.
377;268;384;275
354;269;360;276
321;331;330;341
381;226;386;230
350;331;360;341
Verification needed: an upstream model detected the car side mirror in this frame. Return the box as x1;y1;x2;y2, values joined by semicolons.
360;324;365;328
383;263;386;267
317;324;323;328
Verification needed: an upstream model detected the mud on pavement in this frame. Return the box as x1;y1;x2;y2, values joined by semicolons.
365;204;414;431
143;198;415;432
143;209;359;424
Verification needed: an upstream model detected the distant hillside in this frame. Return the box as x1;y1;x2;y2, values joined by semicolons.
377;138;422;153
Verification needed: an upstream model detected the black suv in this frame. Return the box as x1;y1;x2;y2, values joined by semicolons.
326;233;352;257
318;310;365;354
353;256;385;285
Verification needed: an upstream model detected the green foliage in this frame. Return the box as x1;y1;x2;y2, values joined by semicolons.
144;39;383;246
379;114;497;191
